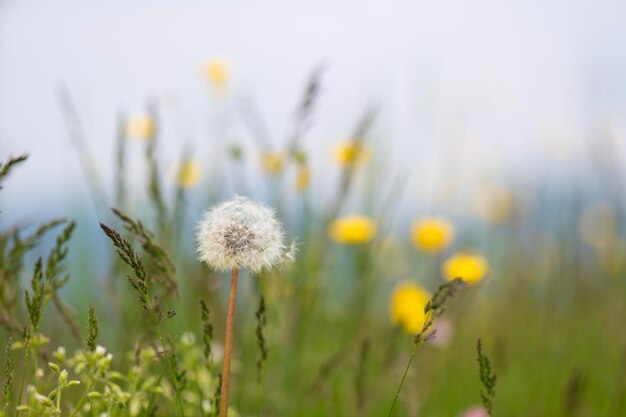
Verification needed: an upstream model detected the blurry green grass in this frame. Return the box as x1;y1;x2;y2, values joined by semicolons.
32;208;625;417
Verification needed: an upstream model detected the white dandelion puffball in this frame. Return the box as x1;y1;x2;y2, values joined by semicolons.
196;196;288;272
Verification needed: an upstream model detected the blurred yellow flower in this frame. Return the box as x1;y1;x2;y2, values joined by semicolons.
332;141;371;167
411;217;455;252
327;215;377;244
295;164;310;192
177;160;201;189
579;202;618;251
125;115;155;140
260;151;285;175
390;282;430;334
442;252;488;285
204;59;229;87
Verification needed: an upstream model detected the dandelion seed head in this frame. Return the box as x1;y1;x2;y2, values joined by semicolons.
196;196;288;272
284;238;298;263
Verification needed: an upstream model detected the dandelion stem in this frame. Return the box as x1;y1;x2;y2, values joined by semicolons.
219;268;239;417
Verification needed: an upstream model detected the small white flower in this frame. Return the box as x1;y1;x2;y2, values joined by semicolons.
95;345;106;357
196;196;290;272
181;332;196;345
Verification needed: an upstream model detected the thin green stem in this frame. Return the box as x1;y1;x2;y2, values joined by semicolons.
141;362;168;417
56;385;62;413
256;372;265;417
387;309;435;417
69;387;88;417
15;345;30;417
69;363;96;417
386;339;421;417
156;325;185;417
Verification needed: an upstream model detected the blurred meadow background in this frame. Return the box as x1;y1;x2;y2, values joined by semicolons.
2;1;626;416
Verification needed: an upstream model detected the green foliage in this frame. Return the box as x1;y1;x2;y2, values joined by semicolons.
0;219;65;318
99;223;151;312
24;259;45;332
4;335;217;417
86;306;98;353
477;339;497;416
143;103;167;235
44;221;76;291
199;300;213;364
2;338;14;414
255;295;268;383
99;219;186;417
354;338;370;412
111;208;177;295
0;155;28;191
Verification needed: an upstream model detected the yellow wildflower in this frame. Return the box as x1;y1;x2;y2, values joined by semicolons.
125;115;155;140
442;252;489;285
203;59;229;87
260;151;285;175
327;215;377;244
390;282;430;334
295;164;310;192
332;141;371;167
176;160;201;189
411;217;455;252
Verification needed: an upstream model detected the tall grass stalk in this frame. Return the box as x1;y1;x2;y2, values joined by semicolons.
386;279;465;417
255;295;268;417
14;341;29;417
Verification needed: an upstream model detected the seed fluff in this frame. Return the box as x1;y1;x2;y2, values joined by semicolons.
196;196;290;273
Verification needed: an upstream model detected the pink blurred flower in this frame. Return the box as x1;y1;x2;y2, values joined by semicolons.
460;406;489;417
428;318;454;347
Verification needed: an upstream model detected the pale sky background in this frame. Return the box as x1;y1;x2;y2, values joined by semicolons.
1;0;626;226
